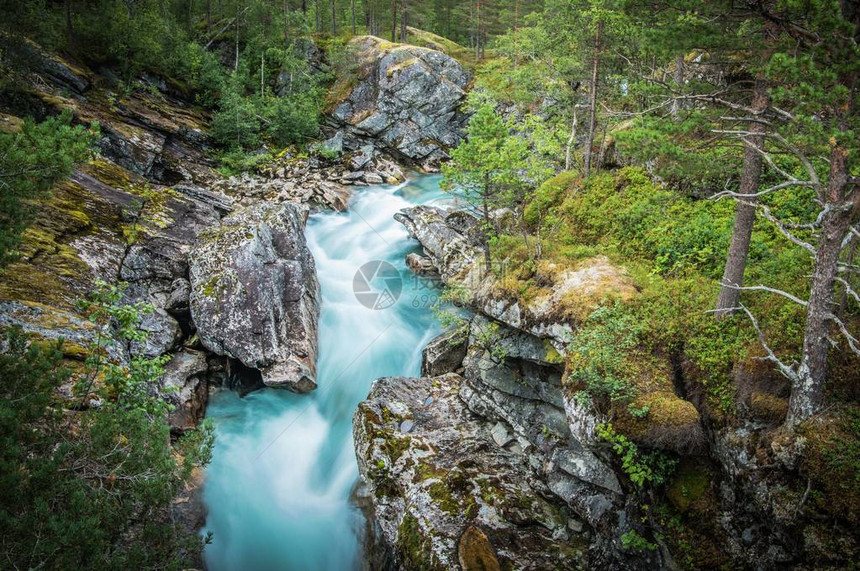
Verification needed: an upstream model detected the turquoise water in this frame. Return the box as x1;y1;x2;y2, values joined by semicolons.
202;175;448;570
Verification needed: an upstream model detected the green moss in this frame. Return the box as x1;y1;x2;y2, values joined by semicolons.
543;340;564;365
801;406;860;522
666;461;710;512
427;481;459;514
382;435;412;463
397;513;444;571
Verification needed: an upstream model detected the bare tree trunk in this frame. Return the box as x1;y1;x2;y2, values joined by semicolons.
476;0;482;61
260;51;264;97
565;108;578;171
391;0;398;41
352;0;356;34
838;235;857;318
714;74;770;313
481;175;492;269
788;146;858;425
331;0;336;34
583;20;602;177
65;0;74;52
235;10;240;72
302;0;307;14
400;0;407;42
671;53;684;116
316;0;321;31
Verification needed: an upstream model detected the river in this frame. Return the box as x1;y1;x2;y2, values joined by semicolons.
201;175;448;569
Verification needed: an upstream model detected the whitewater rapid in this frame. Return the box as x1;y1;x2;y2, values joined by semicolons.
201;175;448;569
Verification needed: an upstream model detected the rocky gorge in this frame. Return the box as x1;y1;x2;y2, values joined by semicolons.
1;24;856;571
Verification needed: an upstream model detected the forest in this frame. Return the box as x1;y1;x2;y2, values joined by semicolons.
0;0;857;569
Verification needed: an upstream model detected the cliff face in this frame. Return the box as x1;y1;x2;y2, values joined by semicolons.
351;203;857;569
327;36;471;170
0;45;323;433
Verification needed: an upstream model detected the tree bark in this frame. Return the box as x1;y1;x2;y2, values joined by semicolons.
714;74;770;313
583;20;602;177
565;108;578;171
331;0;337;34
65;0;74;52
788;146;858;425
481;173;492;269
400;0;407;42
671;53;684;116
391;0;398;42
352;0;356;34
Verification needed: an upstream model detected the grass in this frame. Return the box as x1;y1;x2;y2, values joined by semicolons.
490;167;857;439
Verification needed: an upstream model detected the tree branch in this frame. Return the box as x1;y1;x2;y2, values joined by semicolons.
718;281;809;306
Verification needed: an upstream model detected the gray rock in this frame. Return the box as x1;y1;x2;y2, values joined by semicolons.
173;184;234;216
188;202;320;392
328;37;471;167
133;308;181;357
320;130;344;155
349;144;376;170
166;278;192;312
353;374;587;570
491;421;514;447
405;252;436;274
421;327;467;376
363;172;384;185
161;348;210;431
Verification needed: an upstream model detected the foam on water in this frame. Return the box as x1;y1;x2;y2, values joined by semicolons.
202;175;448;570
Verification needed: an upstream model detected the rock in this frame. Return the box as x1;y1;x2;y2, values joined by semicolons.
329;36;471;167
343;171;366;180
161;348;210;431
350;144;376;170
421;327;467;376
166;278;191;312
406;252;436;275
133;308;181;357
458;526;501;571
395;205;637;350
363;172;384;185
188;202;320;392
173;184;234;216
354;373;587;570
320;130;344;155
490;422;514;447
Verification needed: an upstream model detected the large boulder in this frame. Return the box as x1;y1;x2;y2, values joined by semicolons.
188;202;320;392
354;373;588;570
330;36;471;168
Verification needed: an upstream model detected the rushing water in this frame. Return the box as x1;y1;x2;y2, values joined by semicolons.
202;175;449;570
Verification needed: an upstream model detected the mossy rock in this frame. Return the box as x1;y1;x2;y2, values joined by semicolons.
618;391;703;454
749;391;788;424
666;461;711;512
397;513;446;571
457;526;501;571
799;407;860;522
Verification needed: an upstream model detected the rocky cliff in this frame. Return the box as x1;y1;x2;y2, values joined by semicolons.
327;36;471;170
0;45;324;433
352;202;856;569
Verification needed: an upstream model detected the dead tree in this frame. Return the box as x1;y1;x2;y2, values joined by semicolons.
713;134;859;427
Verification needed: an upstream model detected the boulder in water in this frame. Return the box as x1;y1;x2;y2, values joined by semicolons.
188;202;320;392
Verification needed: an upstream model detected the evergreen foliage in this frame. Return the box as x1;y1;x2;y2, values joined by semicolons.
0;283;213;570
0;110;98;267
